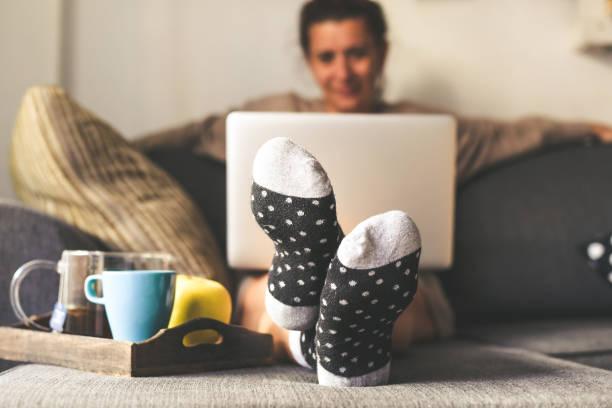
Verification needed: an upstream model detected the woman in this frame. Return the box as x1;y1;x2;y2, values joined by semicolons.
135;0;612;363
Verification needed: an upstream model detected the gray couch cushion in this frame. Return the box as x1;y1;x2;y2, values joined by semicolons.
565;354;612;371
462;318;612;356
445;144;612;325
1;340;611;407
461;318;612;371
0;200;111;371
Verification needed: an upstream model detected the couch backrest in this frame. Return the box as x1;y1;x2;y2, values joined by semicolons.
443;144;612;326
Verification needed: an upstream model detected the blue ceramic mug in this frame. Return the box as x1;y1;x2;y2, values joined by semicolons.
84;270;176;342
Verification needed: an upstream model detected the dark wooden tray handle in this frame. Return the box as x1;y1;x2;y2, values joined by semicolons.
132;318;274;373
151;317;264;347
143;318;274;358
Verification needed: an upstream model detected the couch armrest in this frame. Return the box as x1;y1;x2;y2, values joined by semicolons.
0;200;111;371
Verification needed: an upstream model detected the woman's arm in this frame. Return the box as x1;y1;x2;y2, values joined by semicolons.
592;123;612;143
455;116;609;185
131;114;228;162
131;93;315;162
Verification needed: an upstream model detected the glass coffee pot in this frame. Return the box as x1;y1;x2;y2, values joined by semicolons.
10;250;174;337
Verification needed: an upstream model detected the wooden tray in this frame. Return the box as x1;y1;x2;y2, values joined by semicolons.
0;315;274;377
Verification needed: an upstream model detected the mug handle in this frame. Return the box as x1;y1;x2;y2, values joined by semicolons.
84;275;105;305
10;260;57;331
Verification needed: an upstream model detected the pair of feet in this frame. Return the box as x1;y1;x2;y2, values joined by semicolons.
250;137;422;387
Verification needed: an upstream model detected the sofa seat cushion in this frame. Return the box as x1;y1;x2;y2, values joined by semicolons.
1;340;611;407
461;318;612;370
9;85;228;287
564;354;612;371
462;318;612;356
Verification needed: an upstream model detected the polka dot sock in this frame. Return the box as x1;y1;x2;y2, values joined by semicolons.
314;210;421;387
585;233;612;285
251;137;344;331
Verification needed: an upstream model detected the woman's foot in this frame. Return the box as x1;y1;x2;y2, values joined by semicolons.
242;138;454;383
237;270;446;362
251;137;343;331
314;210;421;386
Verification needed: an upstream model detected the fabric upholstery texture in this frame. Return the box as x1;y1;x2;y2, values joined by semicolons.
1;340;611;407
9;85;228;287
0;200;110;372
144;150;227;259
445;144;612;325
462;318;612;356
565;354;612;371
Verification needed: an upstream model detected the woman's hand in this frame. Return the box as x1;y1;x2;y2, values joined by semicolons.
592;124;612;143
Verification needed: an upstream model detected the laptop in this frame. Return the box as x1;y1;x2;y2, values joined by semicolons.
226;112;456;270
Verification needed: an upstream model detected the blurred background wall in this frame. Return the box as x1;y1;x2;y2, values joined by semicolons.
0;0;62;199
1;0;612;199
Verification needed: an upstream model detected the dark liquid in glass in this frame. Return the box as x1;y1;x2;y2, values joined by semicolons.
63;306;112;338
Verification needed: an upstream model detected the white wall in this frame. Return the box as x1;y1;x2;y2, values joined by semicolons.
63;0;316;138
1;0;612;198
0;0;62;199
382;0;612;121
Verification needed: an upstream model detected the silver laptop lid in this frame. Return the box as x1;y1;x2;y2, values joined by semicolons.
226;112;456;270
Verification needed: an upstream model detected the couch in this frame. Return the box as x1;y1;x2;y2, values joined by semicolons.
1;140;611;407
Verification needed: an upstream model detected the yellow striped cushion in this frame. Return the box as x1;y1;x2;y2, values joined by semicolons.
10;85;228;288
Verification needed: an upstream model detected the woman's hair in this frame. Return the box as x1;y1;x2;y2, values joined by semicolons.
299;0;387;56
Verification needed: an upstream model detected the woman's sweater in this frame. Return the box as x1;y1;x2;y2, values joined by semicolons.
133;92;596;186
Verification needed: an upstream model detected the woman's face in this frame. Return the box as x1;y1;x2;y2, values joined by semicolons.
306;17;387;113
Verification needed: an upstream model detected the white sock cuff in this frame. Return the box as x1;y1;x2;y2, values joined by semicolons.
288;330;312;369
264;287;319;331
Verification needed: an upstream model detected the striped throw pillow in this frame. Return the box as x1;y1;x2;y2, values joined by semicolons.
10;85;229;288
